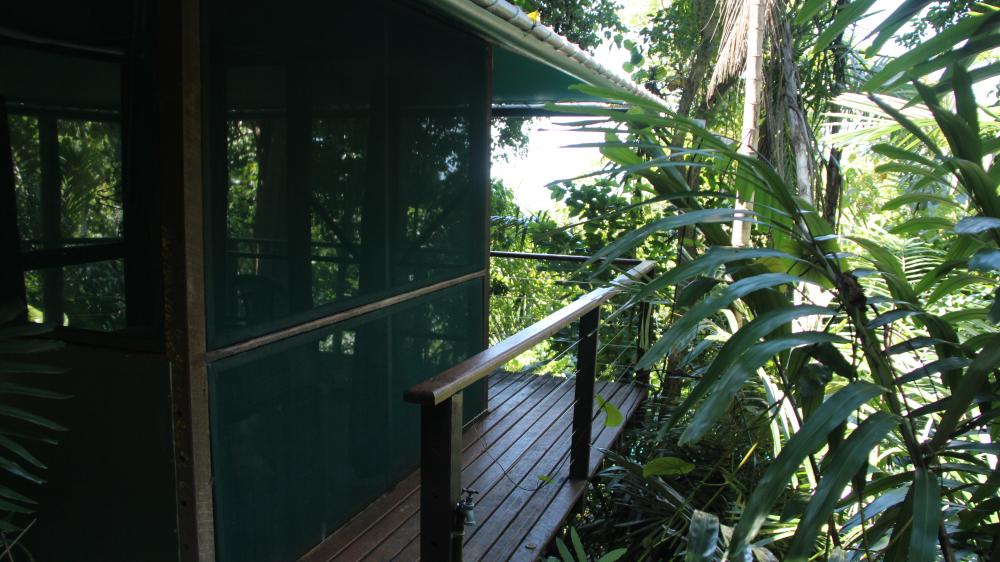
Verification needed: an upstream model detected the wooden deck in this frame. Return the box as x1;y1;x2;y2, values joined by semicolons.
301;370;645;562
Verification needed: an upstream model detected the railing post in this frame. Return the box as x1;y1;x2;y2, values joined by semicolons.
635;265;655;390
571;308;599;480
420;393;463;562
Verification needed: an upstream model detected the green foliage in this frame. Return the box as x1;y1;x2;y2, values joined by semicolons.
508;0;626;51
543;39;1000;557
0;301;68;552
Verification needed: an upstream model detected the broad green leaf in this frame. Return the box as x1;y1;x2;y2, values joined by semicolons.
828;548;850;562
685;510;719;562
940;307;987;324
0;383;71;400
586;208;739;276
0;455;43;484
970;249;1000;271
954;216;1000;234
570;527;586;562
0;405;66;431
885;336;948;355
727;382;883;558
0;435;45;469
930;333;1000;450
0;496;32;515
597;549;627;562
866;0;933;54
814;0;879;53
785;413;899;561
0;362;66;375
0;484;35;505
914;81;981;163
555;537;574;562
639;273;805;370
897;357;971;384
947;158;1000;218
908;469;941;562
660;305;833;436
927;273;988;305
868;309;922;330
681;332;847;446
631;247;800;304
952;64;979;138
643;456;695;478
867;96;941;157
596;395;623;428
850;237;917;302
888;217;954;235
864;12;1000;91
872;143;943;171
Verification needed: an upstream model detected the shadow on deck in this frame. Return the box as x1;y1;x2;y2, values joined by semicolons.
302;370;645;561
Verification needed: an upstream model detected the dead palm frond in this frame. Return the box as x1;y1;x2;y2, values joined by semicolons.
707;0;780;101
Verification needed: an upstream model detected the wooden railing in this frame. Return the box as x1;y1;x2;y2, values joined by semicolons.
403;256;656;561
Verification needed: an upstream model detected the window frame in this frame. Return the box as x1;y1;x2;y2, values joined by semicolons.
0;39;161;350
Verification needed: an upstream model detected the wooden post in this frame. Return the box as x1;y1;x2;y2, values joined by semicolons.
571;308;599;480
635;265;655;390
420;393;463;562
38;117;64;324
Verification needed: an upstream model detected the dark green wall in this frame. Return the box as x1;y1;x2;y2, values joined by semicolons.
5;344;178;560
209;280;484;561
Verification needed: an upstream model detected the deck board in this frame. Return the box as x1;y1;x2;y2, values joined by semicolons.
300;371;644;562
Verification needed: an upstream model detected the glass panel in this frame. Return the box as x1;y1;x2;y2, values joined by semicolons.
390;12;486;287
2;44;128;333
209;279;485;562
5;115;123;252
206;0;488;347
24;259;126;330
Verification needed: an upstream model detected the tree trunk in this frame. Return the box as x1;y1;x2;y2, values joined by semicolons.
823;0;848;227
779;21;813;203
731;0;765;247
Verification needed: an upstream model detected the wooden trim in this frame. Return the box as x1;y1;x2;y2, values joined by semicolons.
0;98;26;314
5;104;121;121
404;260;655;406
490;106;621;118
20;242;126;269
38;116;64;323
159;0;214;558
204;269;487;363
0;28;125;59
489;250;642;266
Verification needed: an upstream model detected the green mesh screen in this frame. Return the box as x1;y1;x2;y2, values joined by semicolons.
204;1;489;559
205;0;488;348
209;279;485;562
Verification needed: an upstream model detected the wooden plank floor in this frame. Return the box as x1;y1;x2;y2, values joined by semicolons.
301;371;645;562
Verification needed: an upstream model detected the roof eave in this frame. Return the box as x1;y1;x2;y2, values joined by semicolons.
422;0;671;112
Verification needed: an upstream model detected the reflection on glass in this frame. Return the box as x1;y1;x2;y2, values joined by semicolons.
4;41;126;332
209;280;484;562
24;260;126;330
7;116;122;251
208;0;487;347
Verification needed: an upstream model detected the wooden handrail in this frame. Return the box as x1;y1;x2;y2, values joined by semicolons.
403;259;655;406
489;250;643;266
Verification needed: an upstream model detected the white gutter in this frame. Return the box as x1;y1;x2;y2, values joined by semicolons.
422;0;672;112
